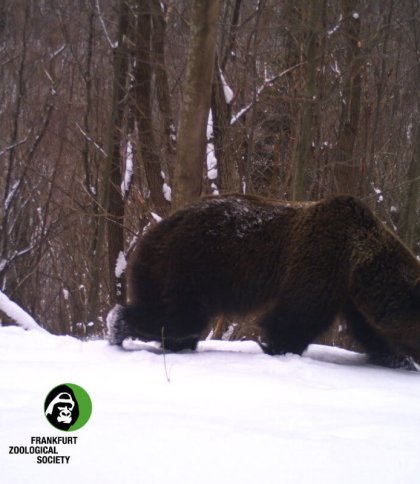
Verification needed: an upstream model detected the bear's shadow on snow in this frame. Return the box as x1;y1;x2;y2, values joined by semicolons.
119;337;376;369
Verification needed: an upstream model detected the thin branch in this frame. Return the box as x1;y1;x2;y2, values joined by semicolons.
96;0;117;49
230;62;304;125
75;122;108;157
0;137;29;158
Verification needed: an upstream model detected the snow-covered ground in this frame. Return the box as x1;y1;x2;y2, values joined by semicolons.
1;325;420;484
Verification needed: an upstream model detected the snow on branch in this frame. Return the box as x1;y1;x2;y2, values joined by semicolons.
75;123;107;157
0;136;29;158
230;62;304;125
96;0;117;49
0;290;48;333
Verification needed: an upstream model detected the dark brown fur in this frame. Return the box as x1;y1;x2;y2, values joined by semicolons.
108;194;420;369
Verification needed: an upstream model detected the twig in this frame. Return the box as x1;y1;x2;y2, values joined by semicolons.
75;123;107;157
230;62;304;125
361;175;420;202
161;326;171;383
0;137;29;157
96;0;117;49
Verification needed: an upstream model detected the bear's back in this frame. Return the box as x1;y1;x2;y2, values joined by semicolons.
132;194;376;314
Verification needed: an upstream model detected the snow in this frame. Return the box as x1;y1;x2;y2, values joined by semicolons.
373;186;384;203
151;212;162;223
220;69;233;104
4;180;20;211
160;171;172;202
75;123;107;158
163;182;172;202
206;110;218;182
230;65;303;126
206;143;218;180
211;182;219;195
114;251;127;279
207;109;214;139
121;141;134;198
2;326;420;484
0;290;47;333
328;14;343;37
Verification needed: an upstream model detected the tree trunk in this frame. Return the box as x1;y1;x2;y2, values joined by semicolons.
150;0;176;179
400;0;420;250
134;1;170;216
333;0;364;195
366;0;394;189
172;0;221;211
401;123;420;249
292;0;320;201
211;58;239;192
91;0;130;314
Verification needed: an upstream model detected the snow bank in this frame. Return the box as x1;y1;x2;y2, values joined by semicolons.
0;290;47;333
1;326;420;484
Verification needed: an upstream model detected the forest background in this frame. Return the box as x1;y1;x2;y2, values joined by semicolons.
1;0;419;348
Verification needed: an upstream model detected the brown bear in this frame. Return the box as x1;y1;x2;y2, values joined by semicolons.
107;194;420;370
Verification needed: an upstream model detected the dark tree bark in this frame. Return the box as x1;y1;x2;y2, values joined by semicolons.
134;0;170;216
220;0;242;70
150;0;176;177
91;0;130;314
400;0;420;249
172;0;221;211
333;0;364;195
292;0;320;200
211;56;239;192
401;128;420;249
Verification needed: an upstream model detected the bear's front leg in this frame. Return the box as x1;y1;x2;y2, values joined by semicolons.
258;304;335;356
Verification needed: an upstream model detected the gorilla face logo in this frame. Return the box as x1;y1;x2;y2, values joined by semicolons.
47;393;74;424
44;385;80;431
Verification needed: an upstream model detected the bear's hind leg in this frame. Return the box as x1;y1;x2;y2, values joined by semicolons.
107;305;166;345
343;302;417;371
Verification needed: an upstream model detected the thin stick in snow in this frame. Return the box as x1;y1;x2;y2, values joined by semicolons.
0;290;48;333
161;326;171;383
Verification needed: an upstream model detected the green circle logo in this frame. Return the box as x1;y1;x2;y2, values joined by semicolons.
44;383;92;432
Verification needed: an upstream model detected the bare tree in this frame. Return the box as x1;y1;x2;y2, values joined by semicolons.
400;0;420;249
150;0;176;176
172;0;221;210
211;55;240;192
134;0;170;216
333;0;364;195
292;0;321;200
401;129;420;248
104;0;131;308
